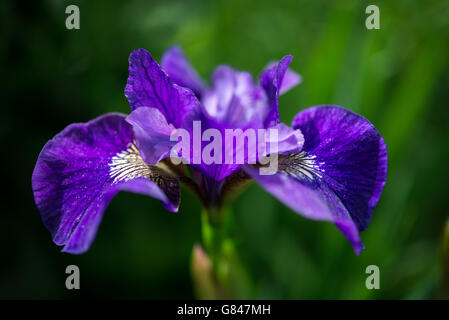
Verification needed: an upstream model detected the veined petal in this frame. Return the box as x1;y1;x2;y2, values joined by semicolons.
32;113;180;254
245;105;387;254
125;48;201;128
260;55;294;127
292;105;388;227
245;163;365;254
161;46;206;97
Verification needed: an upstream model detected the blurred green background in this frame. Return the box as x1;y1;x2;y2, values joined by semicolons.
1;0;449;299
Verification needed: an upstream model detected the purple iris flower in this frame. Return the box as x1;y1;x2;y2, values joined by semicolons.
32;46;387;255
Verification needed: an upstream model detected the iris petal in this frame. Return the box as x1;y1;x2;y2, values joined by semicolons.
245;105;387;254
202;65;266;128
161;46;206;97
260;55;295;127
292;105;388;229
263;61;302;95
125;48;201;128
126;107;176;165
32;113;180;254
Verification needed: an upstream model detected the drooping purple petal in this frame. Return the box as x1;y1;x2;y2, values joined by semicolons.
32;113;180;254
245;164;365;254
292;105;388;228
161;46;207;97
245;105;387;254
260;55;294;127
125;48;201;128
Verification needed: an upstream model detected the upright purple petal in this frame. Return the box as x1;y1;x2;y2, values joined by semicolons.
263;61;302;95
32;113;180;254
260;55;294;127
279;68;302;95
245;105;387;254
202;65;267;128
161;46;206;97
125;48;201;128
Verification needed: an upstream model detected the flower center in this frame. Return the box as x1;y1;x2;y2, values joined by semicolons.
109;144;152;183
278;151;324;180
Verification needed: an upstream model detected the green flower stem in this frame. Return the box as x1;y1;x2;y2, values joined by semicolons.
190;207;252;299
